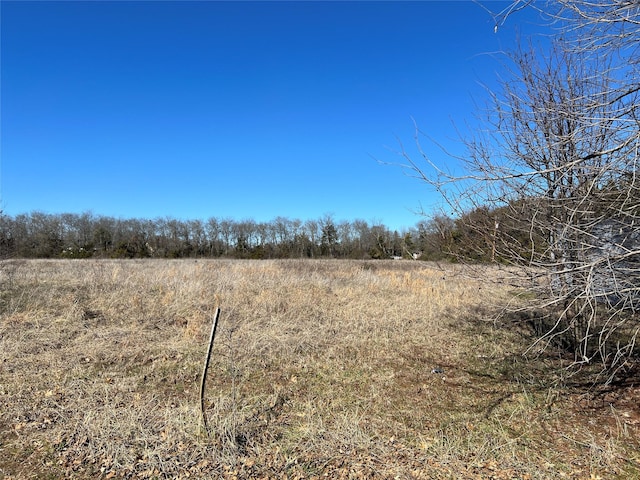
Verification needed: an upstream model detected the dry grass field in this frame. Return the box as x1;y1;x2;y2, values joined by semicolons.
1;259;639;479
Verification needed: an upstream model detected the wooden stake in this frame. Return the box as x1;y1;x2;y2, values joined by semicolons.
200;306;221;433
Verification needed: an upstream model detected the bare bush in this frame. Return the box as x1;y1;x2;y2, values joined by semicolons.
402;2;640;372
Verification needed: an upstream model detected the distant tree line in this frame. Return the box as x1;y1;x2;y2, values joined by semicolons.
0;211;467;261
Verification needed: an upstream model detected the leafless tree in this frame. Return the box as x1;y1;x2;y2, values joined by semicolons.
403;4;640;373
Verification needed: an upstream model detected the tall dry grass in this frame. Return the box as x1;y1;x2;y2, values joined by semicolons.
0;259;638;479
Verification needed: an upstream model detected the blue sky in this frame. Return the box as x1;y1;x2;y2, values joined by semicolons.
1;1;544;232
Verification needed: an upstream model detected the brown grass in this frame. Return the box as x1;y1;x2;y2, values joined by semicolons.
0;259;638;479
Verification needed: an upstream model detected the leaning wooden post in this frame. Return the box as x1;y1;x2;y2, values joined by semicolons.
200;306;221;433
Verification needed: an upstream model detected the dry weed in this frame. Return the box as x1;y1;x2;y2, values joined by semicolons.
0;259;638;479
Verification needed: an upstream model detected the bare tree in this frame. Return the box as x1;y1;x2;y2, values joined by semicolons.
403;26;640;372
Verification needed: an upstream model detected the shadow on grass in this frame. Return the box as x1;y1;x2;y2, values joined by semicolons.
459;303;640;422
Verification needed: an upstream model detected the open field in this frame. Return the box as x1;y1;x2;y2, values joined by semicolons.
1;259;639;479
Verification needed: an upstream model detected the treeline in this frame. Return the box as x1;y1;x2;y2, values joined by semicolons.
0;211;438;260
0;209;547;262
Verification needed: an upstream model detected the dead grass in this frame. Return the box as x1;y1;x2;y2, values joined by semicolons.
0;259;638;479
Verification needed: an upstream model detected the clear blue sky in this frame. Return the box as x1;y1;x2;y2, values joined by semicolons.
1;1;544;232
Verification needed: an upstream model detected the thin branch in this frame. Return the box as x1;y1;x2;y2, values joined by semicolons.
200;306;221;433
